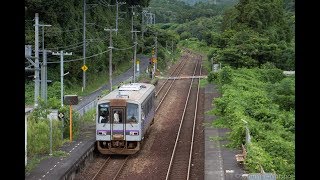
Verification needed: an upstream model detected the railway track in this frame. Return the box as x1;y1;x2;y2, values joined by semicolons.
73;50;206;180
154;50;200;113
155;58;187;112
165;56;202;180
91;155;129;180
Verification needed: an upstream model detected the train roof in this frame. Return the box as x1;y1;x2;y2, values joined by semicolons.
98;83;155;104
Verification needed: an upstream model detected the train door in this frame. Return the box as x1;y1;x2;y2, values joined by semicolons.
110;107;126;141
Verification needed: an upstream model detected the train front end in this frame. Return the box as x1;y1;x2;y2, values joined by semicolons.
96;99;141;155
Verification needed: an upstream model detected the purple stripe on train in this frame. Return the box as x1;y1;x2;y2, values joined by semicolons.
97;130;139;135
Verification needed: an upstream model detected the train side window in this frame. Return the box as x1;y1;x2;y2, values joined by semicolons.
147;95;151;113
143;94;153;117
142;103;147;120
127;103;138;123
98;103;109;123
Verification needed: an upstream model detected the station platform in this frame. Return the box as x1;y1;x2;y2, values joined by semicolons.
25;127;96;180
204;83;246;180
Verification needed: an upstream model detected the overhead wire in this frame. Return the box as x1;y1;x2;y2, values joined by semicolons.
113;44;136;51
47;41;84;51
47;49;111;64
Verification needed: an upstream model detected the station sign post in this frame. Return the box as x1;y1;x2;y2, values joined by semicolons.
64;95;78;142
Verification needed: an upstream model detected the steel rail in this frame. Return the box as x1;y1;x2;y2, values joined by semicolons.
91;156;111;180
155;59;188;112
187;60;202;180
165;58;199;180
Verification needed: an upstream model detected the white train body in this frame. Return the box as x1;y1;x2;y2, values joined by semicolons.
96;83;155;154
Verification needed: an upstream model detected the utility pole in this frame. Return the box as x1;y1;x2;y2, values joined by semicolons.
40;24;51;104
115;0;126;35
142;10;156;39
146;12;154;24
129;5;140;40
132;30;140;83
40;50;47;103
25;112;27;166
131;8;134;40
211;57;214;72
166;41;167;51
83;0;86;91
104;28;117;91
82;2;97;91
154;35;158;75
141;10;146;39
115;0;119;35
34;13;40;107
171;40;174;52
52;51;72;107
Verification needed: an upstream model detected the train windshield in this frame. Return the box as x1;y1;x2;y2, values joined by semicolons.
98;103;109;123
127;103;138;123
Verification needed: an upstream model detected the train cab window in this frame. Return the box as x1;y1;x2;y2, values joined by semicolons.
127;103;138;123
98;103;109;123
112;109;123;123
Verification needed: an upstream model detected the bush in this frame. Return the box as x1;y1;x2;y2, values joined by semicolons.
219;66;233;85
207;71;218;83
27;117;63;156
211;67;295;177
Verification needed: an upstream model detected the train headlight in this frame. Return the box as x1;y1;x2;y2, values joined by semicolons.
129;131;139;136
97;130;107;136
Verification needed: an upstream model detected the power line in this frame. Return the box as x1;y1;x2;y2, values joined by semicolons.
113;44;135;51
26;24;95;33
98;0;110;8
46;37;104;51
46;40;133;63
47;49;111;64
92;23;107;29
62;43;86;51
47;41;84;51
142;44;156;51
26;9;81;15
46;37;107;58
87;38;106;43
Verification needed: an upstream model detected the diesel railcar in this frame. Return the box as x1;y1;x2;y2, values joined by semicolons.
96;83;155;154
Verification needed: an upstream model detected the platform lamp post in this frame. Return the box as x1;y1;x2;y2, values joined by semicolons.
242;119;251;144
64;95;78;142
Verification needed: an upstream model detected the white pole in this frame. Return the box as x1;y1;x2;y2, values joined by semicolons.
83;0;87;90
137;61;140;73
50;117;53;155
60;50;64;107
25;113;27;166
52;51;72;107
34;13;39;107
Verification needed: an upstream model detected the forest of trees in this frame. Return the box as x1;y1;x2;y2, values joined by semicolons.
151;0;294;70
25;0;294;102
25;0;178;106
